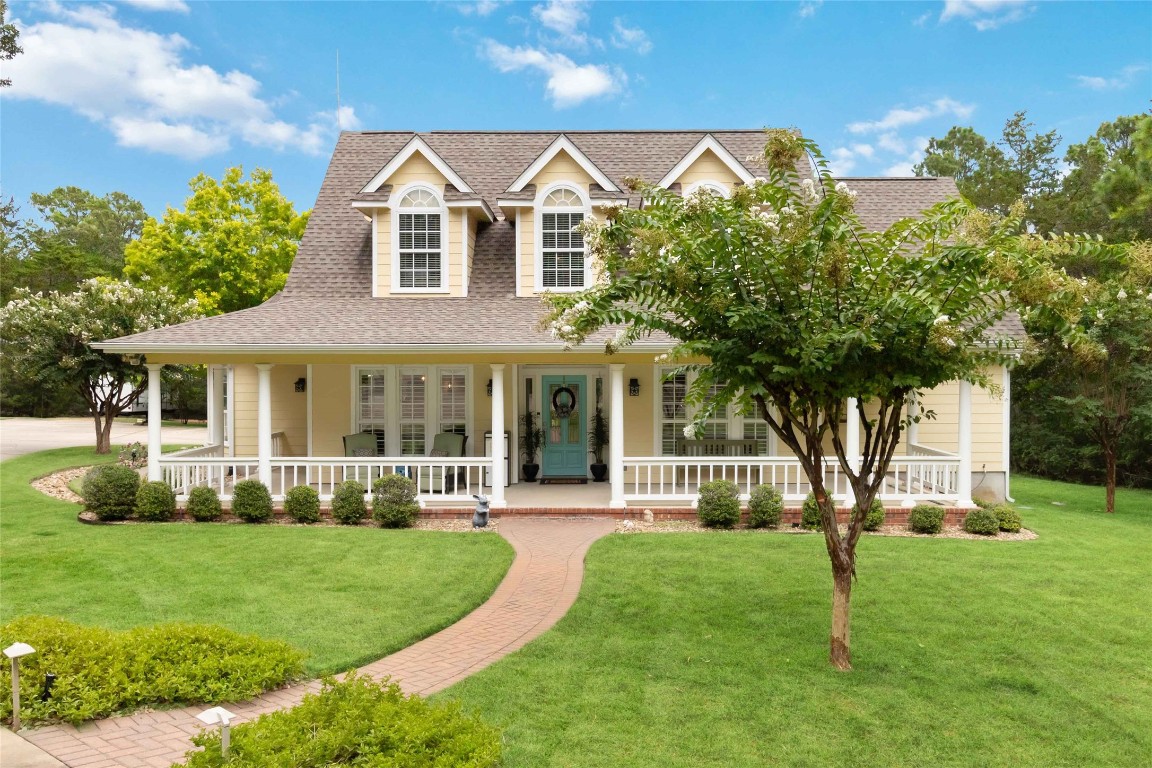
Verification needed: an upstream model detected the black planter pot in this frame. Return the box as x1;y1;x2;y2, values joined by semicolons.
522;463;540;482
590;463;608;482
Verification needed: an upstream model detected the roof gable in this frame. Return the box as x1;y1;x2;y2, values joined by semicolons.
657;134;756;189
361;135;474;194
506;134;619;193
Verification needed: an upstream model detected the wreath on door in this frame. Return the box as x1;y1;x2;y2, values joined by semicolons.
551;386;576;419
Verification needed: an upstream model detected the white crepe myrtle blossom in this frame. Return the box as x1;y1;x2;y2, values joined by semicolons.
1117;288;1127;300
934;315;950;325
800;178;819;203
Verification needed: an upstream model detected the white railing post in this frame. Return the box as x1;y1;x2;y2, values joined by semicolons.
146;363;163;482
489;364;506;508
257;364;273;488
957;380;974;507
609;364;625;509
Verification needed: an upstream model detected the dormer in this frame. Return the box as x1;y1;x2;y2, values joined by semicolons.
497;135;624;297
353;136;492;297
657;134;756;198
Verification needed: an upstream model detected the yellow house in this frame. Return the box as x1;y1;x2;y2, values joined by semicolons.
98;130;1019;510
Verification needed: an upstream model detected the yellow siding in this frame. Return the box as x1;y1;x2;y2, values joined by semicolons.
675;148;743;192
516;150;599;296
373;153;468;298
311;364;353;457
914;366;1006;470
230;364;308;457
529;151;596;188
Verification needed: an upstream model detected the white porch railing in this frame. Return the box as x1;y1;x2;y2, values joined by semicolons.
622;454;961;505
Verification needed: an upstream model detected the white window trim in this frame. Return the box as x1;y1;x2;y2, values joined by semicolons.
390;183;450;294
651;366;772;455
534;182;591;294
683;179;731;198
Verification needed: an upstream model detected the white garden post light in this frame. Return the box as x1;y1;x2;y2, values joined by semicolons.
196;706;236;757
4;642;35;731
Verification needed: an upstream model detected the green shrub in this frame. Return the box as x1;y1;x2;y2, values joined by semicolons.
801;493;823;530
853;497;886;532
908;504;945;534
184;673;501;768
81;464;140;521
747;484;782;528
232;480;273;524
963;507;1000;535
331;480;367;525
697;480;740;528
135;480;176;522
284;485;321;524
0;616;304;726
993;503;1023;533
117;441;148;469
372;474;419;529
186;486;223;522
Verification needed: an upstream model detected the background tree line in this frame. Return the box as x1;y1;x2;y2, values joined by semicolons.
917;111;1152;492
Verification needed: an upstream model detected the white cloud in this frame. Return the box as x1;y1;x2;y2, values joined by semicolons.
851;143;874;159
798;1;823;19
1074;64;1149;91
4;4;347;159
482;40;623;108
118;0;191;12
877;132;907;154
455;0;510;16
532;0;592;47
940;0;1033;31
611;18;651;54
828;147;858;176
847;98;974;133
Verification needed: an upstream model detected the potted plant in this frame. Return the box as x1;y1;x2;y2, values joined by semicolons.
519;411;544;482
588;405;609;482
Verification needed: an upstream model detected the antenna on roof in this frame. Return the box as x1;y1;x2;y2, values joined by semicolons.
336;49;342;131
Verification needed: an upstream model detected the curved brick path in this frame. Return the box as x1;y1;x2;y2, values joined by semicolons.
18;518;616;767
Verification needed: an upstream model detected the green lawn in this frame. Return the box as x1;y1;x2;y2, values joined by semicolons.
442;476;1152;767
0;448;515;676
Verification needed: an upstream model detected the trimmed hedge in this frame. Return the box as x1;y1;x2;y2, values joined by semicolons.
697;480;740;529
183;673;501;767
284;485;322;524
0;616;304;725
135;480;176;522
372;474;419;529
908;504;945;534
963;507;1001;535
853;497;886;532
747;484;783;528
186;486;223;522
993;503;1023;533
801;493;823;530
81;464;140;521
331;480;368;525
232;480;273;524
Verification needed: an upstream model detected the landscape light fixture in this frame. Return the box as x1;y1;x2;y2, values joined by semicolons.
4;642;36;731
197;706;237;757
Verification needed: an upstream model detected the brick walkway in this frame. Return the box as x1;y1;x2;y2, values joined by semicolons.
18;518;616;767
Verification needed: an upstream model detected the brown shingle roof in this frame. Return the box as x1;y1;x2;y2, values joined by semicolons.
102;130;1023;350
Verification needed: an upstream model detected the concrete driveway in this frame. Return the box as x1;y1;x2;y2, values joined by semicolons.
0;417;208;461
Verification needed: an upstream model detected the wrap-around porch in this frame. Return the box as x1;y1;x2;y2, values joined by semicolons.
142;361;979;510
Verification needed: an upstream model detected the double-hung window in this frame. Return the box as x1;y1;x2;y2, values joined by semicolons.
395;187;445;291
538;186;587;290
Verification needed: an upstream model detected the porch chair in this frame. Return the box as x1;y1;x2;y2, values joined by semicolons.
419;433;468;494
343;432;379;487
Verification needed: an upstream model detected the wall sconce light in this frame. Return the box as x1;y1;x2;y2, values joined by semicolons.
294;378;306;393
486;379;493;396
125;354;143;366
629;378;640;397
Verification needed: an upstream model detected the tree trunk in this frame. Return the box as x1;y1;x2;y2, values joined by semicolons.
93;411;110;454
830;555;853;670
1105;448;1116;514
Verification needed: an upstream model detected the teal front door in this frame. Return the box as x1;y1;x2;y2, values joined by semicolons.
541;375;587;477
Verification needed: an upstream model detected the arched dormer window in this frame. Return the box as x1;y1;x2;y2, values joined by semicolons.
392;185;448;292
683;180;730;198
536;184;589;291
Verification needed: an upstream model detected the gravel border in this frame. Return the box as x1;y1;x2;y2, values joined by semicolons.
614;518;1037;540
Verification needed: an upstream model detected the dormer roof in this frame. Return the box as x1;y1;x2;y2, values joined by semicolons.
505;134;619;194
657;133;757;189
360;135;474;194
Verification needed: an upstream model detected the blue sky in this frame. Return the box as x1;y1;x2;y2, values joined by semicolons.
3;0;1150;219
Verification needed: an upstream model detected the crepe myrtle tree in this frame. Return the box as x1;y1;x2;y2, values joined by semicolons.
545;131;1070;670
0;278;199;452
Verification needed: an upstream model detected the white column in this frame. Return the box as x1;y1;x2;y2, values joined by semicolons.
256;364;273;488
957;379;975;507
489;364;506;507
609;364;625;509
1002;367;1013;502
146;363;163;482
905;390;919;447
844;397;859;506
208;366;226;448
